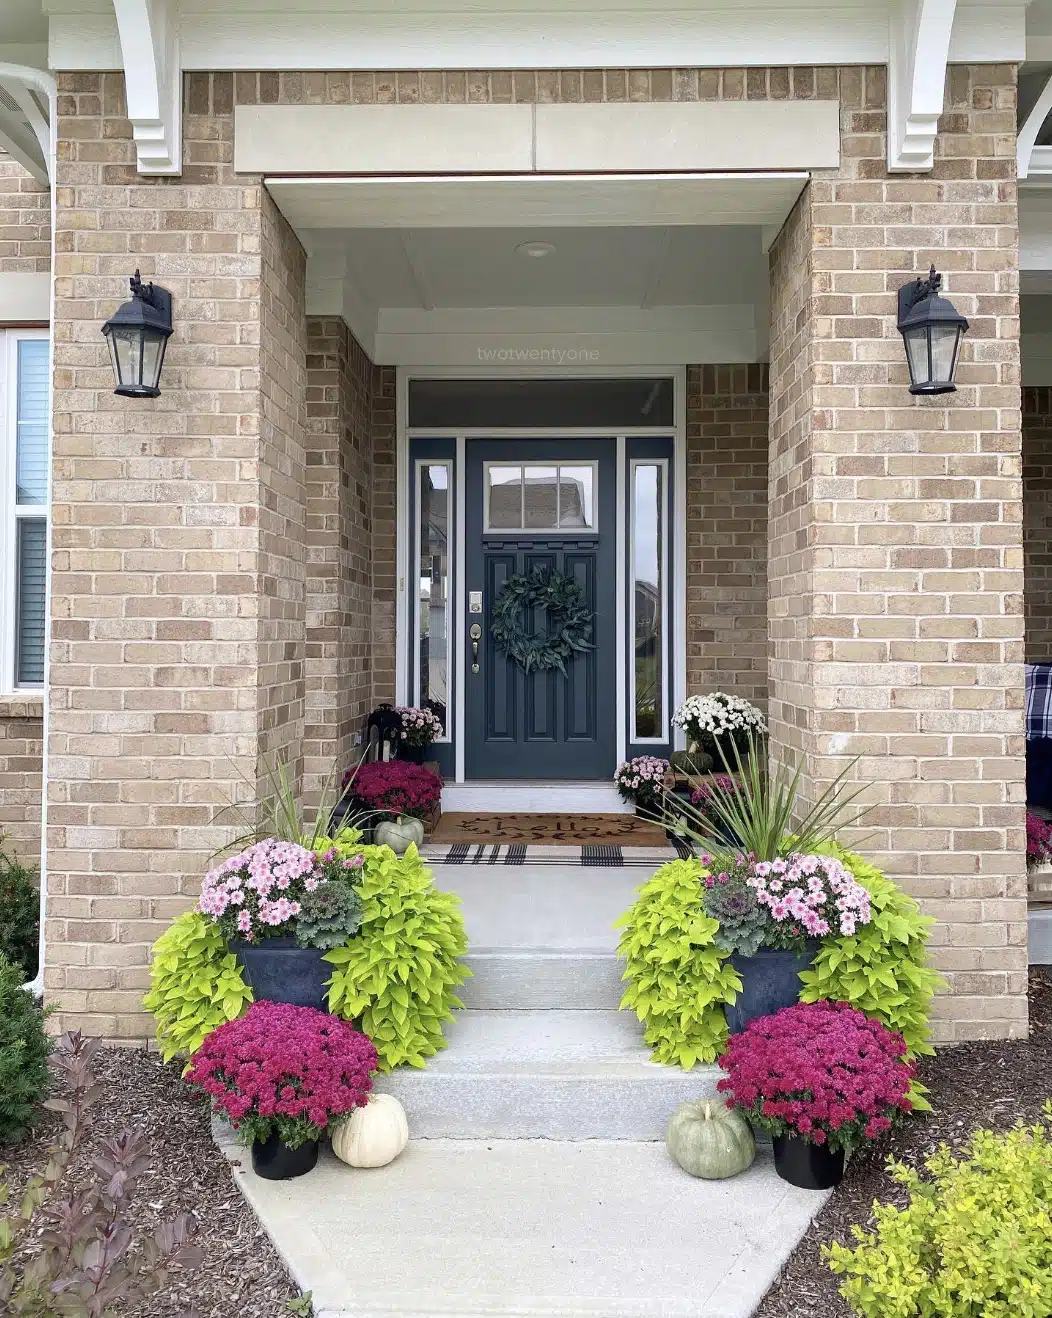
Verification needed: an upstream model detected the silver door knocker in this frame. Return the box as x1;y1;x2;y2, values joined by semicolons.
469;623;482;674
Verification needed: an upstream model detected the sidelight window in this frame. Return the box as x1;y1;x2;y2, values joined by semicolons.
413;460;452;737
630;459;668;742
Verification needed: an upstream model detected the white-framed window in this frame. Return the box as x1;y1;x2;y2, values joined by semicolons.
0;331;49;693
483;461;598;534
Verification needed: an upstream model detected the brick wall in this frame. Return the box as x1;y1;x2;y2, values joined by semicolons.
0;147;49;275
686;364;769;708
1024;386;1052;661
303;317;379;800
769;65;1027;1042
371;366;397;707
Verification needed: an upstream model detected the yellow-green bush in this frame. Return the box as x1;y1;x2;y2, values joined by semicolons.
827;1106;1052;1318
615;858;740;1068
324;844;470;1071
143;911;253;1063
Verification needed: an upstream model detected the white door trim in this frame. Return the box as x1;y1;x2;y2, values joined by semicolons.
395;364;687;784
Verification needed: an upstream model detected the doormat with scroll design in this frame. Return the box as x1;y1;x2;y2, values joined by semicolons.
429;812;671;848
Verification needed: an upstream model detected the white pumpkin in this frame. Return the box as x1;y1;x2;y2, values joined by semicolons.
666;1100;756;1180
331;1094;409;1168
374;815;425;855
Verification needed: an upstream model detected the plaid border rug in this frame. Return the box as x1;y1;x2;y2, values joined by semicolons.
421;840;693;867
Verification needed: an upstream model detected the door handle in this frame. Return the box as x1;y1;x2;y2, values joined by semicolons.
469;623;482;674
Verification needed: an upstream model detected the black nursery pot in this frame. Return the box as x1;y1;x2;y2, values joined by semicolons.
772;1132;845;1190
252;1133;319;1181
231;937;329;1011
397;743;426;764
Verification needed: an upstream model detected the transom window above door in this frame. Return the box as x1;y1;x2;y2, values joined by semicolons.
484;462;597;533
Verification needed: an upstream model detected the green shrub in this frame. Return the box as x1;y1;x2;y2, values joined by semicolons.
325;845;469;1071
615;859;740;1068
799;844;942;1108
0;856;38;980
827;1107;1052;1318
0;954;50;1145
143;911;253;1063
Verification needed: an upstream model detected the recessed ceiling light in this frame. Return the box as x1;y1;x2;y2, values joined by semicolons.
516;240;556;259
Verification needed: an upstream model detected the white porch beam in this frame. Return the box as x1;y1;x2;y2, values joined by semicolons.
111;0;182;175
1020;72;1052;182
887;0;957;172
0;64;56;186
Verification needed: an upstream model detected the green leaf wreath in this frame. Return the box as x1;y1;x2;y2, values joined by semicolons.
490;567;594;675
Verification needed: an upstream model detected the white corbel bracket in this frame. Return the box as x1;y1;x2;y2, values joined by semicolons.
0;64;56;186
888;0;958;173
1019;72;1052;182
112;0;182;175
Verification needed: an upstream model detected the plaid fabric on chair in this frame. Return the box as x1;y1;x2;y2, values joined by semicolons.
1026;664;1052;740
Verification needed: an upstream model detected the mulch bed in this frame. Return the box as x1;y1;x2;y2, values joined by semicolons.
3;1046;298;1318
755;965;1052;1318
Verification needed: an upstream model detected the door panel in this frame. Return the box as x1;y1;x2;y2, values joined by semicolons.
465;439;616;780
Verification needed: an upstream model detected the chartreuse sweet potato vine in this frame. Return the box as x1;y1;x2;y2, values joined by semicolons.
615;859;740;1068
826;1106;1052;1318
144;911;253;1064
324;844;470;1072
617;849;940;1076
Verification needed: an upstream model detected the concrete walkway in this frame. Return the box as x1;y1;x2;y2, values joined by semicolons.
216;1131;829;1318
219;862;830;1316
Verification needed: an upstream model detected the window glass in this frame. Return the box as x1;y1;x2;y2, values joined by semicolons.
632;463;664;740
524;466;558;528
408;377;674;428
16;518;46;687
16;340;48;505
416;464;450;734
558;466;595;529
486;466;523;529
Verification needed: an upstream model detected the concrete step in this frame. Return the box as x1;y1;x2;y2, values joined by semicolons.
461;949;625;1010
375;1009;717;1139
219;1135;830;1318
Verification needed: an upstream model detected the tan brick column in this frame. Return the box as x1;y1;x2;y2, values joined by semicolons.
46;74;307;1038
768;64;1027;1043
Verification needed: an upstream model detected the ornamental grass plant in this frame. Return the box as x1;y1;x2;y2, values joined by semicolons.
718;1000;915;1153
184;999;378;1148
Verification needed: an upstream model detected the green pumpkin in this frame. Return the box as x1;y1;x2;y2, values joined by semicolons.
374;815;425;855
666;1100;756;1180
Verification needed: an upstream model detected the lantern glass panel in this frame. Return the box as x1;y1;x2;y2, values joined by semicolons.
930;323;960;387
140;329;168;392
109;326;143;390
903;326;930;388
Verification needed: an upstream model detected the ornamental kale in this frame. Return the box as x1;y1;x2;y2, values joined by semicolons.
717;1000;915;1154
295;848;364;950
348;760;442;820
198;837;321;944
701;865;768;957
184;999;378;1149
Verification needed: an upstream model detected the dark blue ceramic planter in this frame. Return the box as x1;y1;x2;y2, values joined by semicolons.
725;943;819;1035
231;937;330;1011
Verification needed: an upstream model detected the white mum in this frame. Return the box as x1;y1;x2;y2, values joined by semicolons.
672;692;766;748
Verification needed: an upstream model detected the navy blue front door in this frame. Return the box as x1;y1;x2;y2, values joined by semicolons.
465;439;616;780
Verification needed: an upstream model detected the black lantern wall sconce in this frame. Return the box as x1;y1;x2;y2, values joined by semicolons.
101;270;173;398
897;265;969;396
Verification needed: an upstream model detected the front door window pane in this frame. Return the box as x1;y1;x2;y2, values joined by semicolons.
558;465;594;529
486;466;522;529
524;466;558;528
632;463;664;740
417;464;450;733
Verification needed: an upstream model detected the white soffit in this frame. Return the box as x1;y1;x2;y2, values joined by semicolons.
0;272;50;323
46;1;1028;71
265;174;810;231
236;101;839;176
